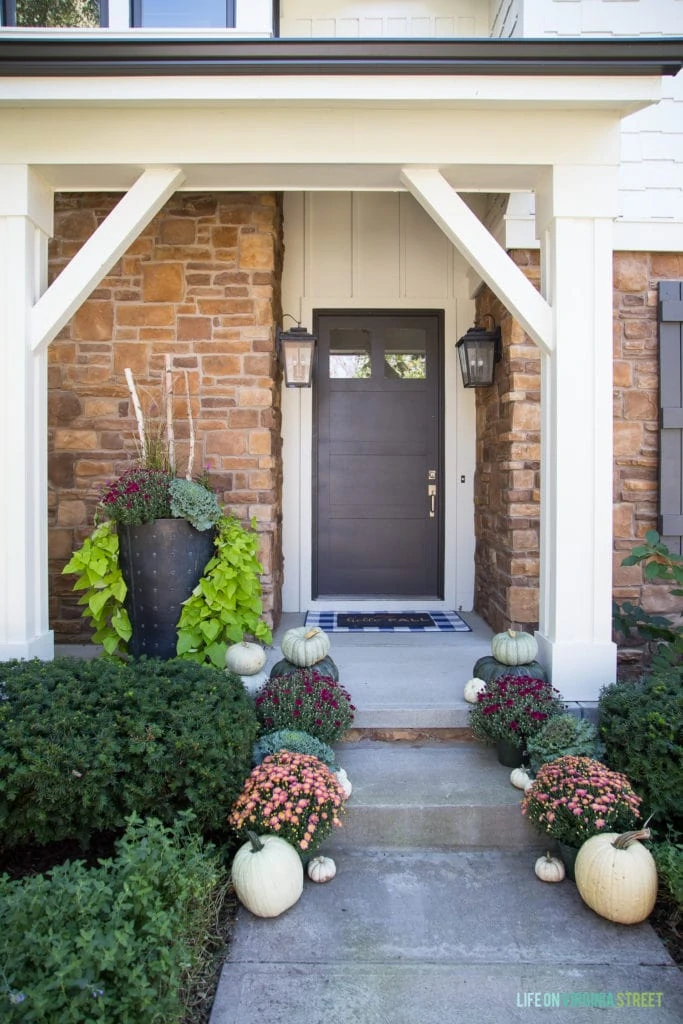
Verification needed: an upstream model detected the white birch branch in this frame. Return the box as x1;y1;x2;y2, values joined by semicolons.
165;355;175;473
184;369;195;480
124;367;146;459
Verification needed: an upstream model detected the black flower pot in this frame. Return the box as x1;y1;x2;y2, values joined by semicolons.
495;737;526;768
118;518;215;660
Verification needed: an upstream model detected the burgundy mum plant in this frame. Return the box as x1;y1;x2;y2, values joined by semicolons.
521;755;642;847
98;467;175;525
254;669;356;745
469;673;565;744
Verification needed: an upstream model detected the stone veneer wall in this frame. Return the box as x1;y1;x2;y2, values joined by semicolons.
473;251;542;634
473;249;681;634
48;192;283;644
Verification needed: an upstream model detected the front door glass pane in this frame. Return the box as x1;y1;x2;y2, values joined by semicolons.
329;329;372;379
383;328;427;379
139;0;228;27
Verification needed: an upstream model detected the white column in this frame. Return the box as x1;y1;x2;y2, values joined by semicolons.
0;166;54;660
535;166;618;700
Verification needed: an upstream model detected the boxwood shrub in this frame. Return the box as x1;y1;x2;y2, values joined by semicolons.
0;657;258;847
0;813;226;1023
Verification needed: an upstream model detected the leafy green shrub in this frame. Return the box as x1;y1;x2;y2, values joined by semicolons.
526;713;605;774
252;729;336;768
0;813;226;1023
598;670;683;835
650;837;683;912
254;669;355;744
0;657;258;847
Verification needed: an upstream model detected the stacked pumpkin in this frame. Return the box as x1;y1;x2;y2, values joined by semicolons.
229;624;350;918
463;628;546;705
270;625;339;682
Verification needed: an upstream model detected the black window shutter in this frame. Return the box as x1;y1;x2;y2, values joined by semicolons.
658;280;683;555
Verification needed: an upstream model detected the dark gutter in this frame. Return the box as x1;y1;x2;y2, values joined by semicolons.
0;37;681;77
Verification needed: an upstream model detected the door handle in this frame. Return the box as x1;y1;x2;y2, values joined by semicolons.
428;484;436;518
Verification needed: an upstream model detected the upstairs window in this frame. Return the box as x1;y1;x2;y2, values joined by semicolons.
2;0;102;26
131;0;235;28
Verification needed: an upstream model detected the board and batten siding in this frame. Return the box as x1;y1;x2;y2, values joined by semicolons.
278;0;490;37
659;280;683;555
280;190;478;613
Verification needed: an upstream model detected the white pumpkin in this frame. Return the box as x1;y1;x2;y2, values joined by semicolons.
491;629;538;666
463;677;487;704
334;767;352;799
575;829;657;925
307;856;337;884
281;626;331;668
510;767;532;791
225;641;267;676
231;832;303;918
534;852;566;883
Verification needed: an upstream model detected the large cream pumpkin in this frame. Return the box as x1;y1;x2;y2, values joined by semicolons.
491;629;538;666
575;829;657;925
231;832;304;918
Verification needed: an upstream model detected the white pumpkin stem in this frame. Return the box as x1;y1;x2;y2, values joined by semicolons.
507;629;517;637
611;828;651;850
304;628;320;639
246;830;265;852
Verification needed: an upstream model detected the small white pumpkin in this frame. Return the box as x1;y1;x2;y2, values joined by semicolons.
534;851;566;883
334;767;352;799
491;629;538;666
575;828;657;924
231;831;303;918
307;855;337;884
281;626;331;668
510;767;532;791
463;677;487;704
225;641;267;676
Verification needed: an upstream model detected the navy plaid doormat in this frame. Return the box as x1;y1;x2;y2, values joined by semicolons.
303;611;471;633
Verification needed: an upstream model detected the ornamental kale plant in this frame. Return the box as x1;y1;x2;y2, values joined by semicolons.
98;467;174;525
229;751;346;855
526;713;605;775
521;755;642;847
252;730;337;768
254;669;356;744
469;673;564;744
168;477;222;532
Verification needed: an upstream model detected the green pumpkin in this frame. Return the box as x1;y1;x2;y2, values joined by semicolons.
269;655;339;683
472;656;547;685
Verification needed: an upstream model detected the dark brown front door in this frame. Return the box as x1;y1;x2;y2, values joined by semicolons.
313;311;443;598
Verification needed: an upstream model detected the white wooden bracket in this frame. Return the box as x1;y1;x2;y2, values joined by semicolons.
30;166;186;353
400;168;553;355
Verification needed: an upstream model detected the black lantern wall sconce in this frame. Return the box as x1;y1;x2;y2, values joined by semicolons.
277;315;317;388
455;314;502;388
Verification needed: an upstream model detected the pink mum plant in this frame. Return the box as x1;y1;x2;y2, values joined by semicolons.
521;754;642;847
229;750;346;854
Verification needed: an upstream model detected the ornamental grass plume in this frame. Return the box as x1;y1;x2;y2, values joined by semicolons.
229;750;346;854
521;755;642;847
254;669;356;744
469;673;565;744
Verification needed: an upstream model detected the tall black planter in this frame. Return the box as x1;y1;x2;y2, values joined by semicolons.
118;518;215;660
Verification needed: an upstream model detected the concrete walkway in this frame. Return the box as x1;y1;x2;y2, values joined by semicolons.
209;614;681;1024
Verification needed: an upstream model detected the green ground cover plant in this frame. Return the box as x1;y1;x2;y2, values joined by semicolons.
0;657;258;847
0;813;227;1023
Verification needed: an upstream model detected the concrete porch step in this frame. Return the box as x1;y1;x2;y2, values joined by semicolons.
330;739;540;850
